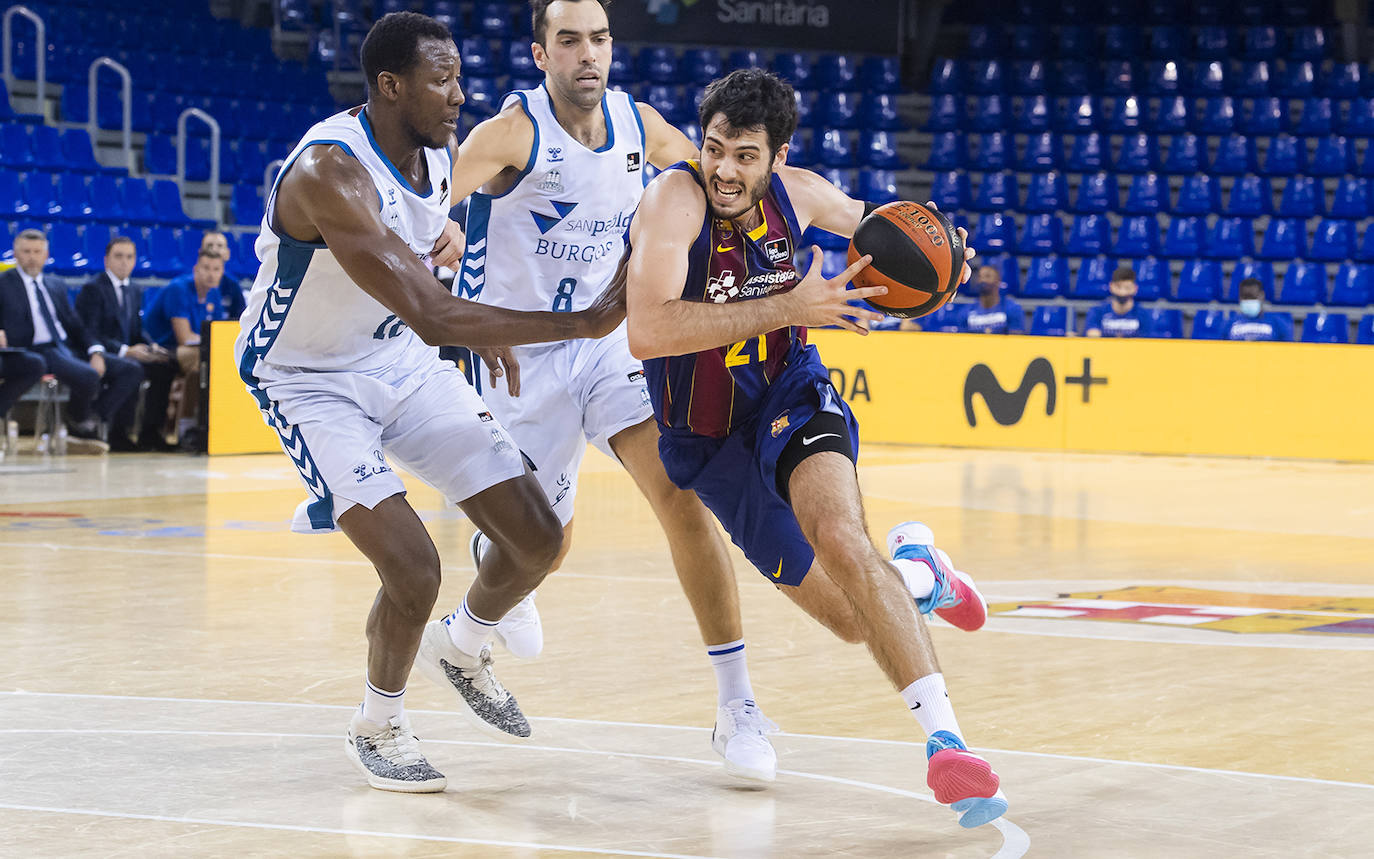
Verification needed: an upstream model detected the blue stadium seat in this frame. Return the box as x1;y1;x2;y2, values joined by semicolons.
1115;133;1160;173
143;227;182;278
929;58;960;94
150;179;190;226
860;57;901;94
59;129;109;175
1030;305;1069;336
771;52;812;89
1309;219;1354;261
1301;311;1350;343
974;212;1016;253
1145;60;1183;96
1330;177;1370;219
87;173;121;223
1243;26;1279;59
54;173;91;220
1278;61;1318;99
1293;97;1334;136
1263;135;1305;177
922;132;965;170
1358;224;1374;262
1357;314;1374;344
785;131;814;168
1113;215;1160;257
1192;60;1227;96
1258;218;1307;260
1072;171;1117;213
1015;95;1054;133
1240;96;1287;135
1280;261;1325;304
1009;60;1048;95
1103;24;1141;56
1194;97;1236;135
1289;27;1328;63
231;182;262;226
1018;132;1062;171
0;124;34;170
973;172;1017;212
1148;26;1184;58
1205;217;1254;259
45;222;82;277
1174;174;1220;215
818;129;855;168
1010;25;1045;59
971;132;1011;171
1277;176;1324;219
1122;172;1166;215
458;37;496;78
1309;136;1352;177
29;126;65;172
919;301;967;333
1056;27;1094;60
1162;133;1203;174
1227;260;1275;301
229;232;259;281
970;96;1008;132
857;169;899;204
1017;214;1064;254
1235;60;1272;96
1064;133;1107;172
966;59;1005;95
1227;175;1273;216
1058;95;1098;132
1150;308;1184;338
119;177;158;225
1194;25;1230;59
1212;134;1258;175
1024;171;1067;213
1191;308;1233;339
1163;216;1204;257
1134;256;1169;300
862;94;903;131
820;92;859;130
506;41;538;79
1067;213;1112;255
966;25;1002;58
609;44;635;80
1176;260;1223;302
1344;97;1374;137
1021;255;1068;298
1323;62;1363;99
1102;61;1137;96
1071;255;1115;299
816;54;857;91
929;171;970;210
1106;96;1146;133
143;134;177;177
24;173;58;220
1152;95;1191;134
983;253;1021;295
859;130;903;170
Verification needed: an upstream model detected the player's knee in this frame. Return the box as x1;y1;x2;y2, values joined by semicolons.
491;508;562;585
809;522;871;579
384;544;442;620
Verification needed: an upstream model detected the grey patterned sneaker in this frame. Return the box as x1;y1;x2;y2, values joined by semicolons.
417;619;532;742
344;710;446;793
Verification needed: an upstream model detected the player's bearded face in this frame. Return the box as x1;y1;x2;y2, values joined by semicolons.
701;120;781;221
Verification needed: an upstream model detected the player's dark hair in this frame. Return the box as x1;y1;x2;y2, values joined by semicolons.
197;249;224;264
105;236;135;256
1110;266;1137;284
698;69;798;157
360;12;453;91
532;0;612;46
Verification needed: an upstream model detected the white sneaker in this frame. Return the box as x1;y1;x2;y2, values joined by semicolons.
470;529;545;659
345;709;446;793
416;619;532;742
712;698;779;782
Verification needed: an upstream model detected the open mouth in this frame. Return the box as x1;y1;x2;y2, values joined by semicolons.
713;179;743;205
576;71;600;87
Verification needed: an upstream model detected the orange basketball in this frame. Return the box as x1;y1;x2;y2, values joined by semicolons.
847;201;964;319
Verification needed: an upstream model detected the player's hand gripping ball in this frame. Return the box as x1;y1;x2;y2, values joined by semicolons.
846;201;965;319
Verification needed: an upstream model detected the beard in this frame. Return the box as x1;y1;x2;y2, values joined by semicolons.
704;169;772;221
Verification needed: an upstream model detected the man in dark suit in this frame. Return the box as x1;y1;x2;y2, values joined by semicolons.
0;229;143;451
76;235;178;451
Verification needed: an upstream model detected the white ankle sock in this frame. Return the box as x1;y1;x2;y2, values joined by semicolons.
707;639;755;706
901;672;962;739
892;558;936;601
362;677;404;724
444;595;497;658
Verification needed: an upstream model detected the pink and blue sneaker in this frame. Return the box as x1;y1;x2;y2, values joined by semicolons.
887;522;989;632
925;730;1008;828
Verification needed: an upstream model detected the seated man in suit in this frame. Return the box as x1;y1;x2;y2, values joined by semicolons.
143;249;234;448
0;334;46;426
200;230;247;320
76;235;179;451
0;229;143;450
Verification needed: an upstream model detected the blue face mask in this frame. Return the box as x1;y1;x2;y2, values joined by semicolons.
1240;299;1262;317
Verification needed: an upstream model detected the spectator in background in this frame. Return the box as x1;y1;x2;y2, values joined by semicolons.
143;249;233;448
1225;278;1293;342
1083;266;1153;338
0;229;143;450
76;236;180;451
0;333;45;423
200;230;247;320
961;265;1025;334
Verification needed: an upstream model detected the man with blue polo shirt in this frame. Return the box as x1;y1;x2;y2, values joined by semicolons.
1083;266;1153;338
961;265;1025;334
143;249;233;448
1225;278;1293;341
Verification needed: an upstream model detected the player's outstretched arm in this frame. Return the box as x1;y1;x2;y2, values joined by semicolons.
626;170;884;360
638;102;699;169
431;107;538;268
277;145;621;348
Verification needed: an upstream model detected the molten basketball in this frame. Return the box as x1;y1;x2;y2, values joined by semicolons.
847;201;964;319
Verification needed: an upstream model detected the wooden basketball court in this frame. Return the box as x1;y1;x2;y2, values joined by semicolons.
2;443;1371;857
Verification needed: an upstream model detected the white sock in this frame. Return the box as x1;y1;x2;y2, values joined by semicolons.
176;418;195;440
892;558;936;601
361;677;404;724
444;594;497;658
901;672;963;739
707;639;755;706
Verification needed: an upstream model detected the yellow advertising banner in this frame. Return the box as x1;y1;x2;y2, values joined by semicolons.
206;320;280;456
809;330;1374;462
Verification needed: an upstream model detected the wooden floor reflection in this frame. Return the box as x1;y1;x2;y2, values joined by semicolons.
2;445;1371;857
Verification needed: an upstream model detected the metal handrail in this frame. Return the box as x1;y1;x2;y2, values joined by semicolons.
2;6;46;107
263;158;284;199
177;107;221;218
88;57;133;172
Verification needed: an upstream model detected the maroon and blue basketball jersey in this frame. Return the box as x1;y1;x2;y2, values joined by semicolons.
643;161;806;439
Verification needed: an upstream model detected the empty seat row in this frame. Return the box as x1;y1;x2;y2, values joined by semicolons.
0;171;202;228
964;22;1326;60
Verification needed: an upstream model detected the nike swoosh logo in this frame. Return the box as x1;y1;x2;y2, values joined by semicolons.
802;433;841;445
773;559;783;579
716;244;736;253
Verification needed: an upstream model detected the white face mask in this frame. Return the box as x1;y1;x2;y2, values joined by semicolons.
1240;299;1262;317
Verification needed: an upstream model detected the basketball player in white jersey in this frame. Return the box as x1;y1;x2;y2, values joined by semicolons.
234;13;625;793
429;0;779;781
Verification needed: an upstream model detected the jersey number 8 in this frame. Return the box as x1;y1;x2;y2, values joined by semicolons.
551;277;578;312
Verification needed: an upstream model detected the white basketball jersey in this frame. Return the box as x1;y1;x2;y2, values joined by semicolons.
236;107;453;380
457;84;646;313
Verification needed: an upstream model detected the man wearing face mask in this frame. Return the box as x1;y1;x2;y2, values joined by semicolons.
960;265;1025;335
1225;278;1293;341
1083;266;1153;338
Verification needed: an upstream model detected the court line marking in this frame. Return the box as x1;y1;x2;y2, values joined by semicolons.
0;727;1027;858
6;690;1371;792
